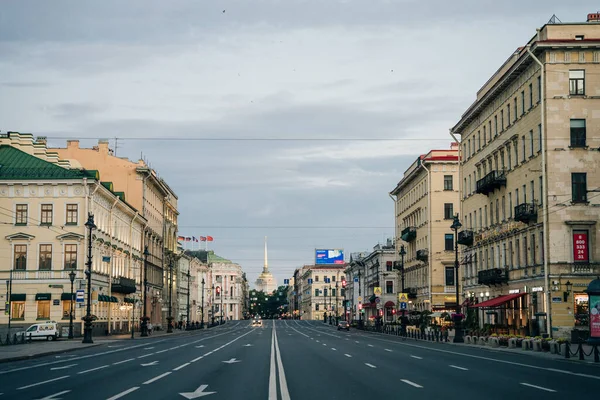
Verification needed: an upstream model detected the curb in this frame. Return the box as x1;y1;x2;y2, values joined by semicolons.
0;343;103;364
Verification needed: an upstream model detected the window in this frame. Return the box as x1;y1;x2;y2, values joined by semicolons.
537;124;542;153
484;205;488;227
570;119;586;147
530;180;535;203
386;281;393;294
507;105;511;125
14;244;27;270
314;276;319;282
39;244;52;270
502;196;506;221
569;70;585;95
529;83;533;109
488;121;492;141
515;188;519;206
516;238;521;267
444;234;454;251
540;231;544;265
572;173;587;203
495;199;499;223
537;76;542;103
41;204;53;225
500;151;505;170
445;266;455;286
66;204;78;225
466;139;470;159
529;130;534;156
314;289;319;297
444;203;454;220
62;299;73;319
539;176;543;206
522;136;526;162
478;131;481;150
507;146;512;170
315;303;319;311
478;207;482;229
494;115;498;136
483;125;487;145
16;204;27;225
37;300;50;320
531;234;536;265
489;202;493;225
513;97;518;121
521;91;525;114
508;192;513;219
11;302;25;319
331;276;336;282
323;288;328;297
64;244;77;269
474;210;477;230
523;236;528;266
523;184;527;204
508;241;514;268
444;175;453;190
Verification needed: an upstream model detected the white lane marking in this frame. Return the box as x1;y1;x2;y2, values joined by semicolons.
106;386;140;400
355;341;359;343
401;379;423;388
345;354;352;358
155;349;169;354
367;344;374;347
113;358;134;365
55;355;76;359
410;355;423;360
33;389;71;399
17;375;69;390
331;348;337;351
77;365;109;374
107;345;123;348
180;384;216;399
50;364;77;370
137;354;153;359
268;326;277;400
449;365;469;371
190;329;254;363
365;363;377;368
273;322;291;400
316;340;320;342
384;349;392;352
195;345;205;348
546;368;600;381
322;343;326;346
222;358;241;364
141;361;159;367
243;344;253;347
143;372;171;385
520;383;556;392
173;363;190;371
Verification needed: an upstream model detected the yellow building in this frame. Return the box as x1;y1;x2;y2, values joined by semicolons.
300;265;345;321
0;133;146;336
451;15;600;338
389;144;460;313
52;139;178;328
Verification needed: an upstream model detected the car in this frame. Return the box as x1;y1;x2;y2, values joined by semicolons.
252;319;262;327
23;322;60;341
337;321;350;331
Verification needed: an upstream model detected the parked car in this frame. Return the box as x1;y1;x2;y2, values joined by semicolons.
337;321;350;331
24;321;60;341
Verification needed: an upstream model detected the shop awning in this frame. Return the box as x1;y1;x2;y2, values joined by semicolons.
384;301;395;307
470;293;526;308
110;296;118;303
61;293;75;301
10;294;26;301
35;293;51;301
98;294;108;302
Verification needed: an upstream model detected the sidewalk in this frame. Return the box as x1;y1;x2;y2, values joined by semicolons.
0;327;195;363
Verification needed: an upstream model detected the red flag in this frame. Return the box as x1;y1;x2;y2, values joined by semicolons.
185;237;191;242
177;236;185;242
200;236;207;241
206;236;214;241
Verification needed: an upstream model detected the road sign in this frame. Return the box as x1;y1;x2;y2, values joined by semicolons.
76;290;85;303
284;279;289;285
400;302;407;310
398;293;408;302
102;256;111;262
354;277;359;282
375;297;381;304
374;287;382;296
357;296;363;303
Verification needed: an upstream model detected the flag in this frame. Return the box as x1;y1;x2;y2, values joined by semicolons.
200;236;207;241
206;236;214;241
185;237;192;242
177;236;185;242
192;236;198;242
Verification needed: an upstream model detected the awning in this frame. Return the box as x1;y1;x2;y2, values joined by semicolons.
10;294;26;301
362;303;374;308
61;293;75;301
124;297;136;304
470;293;526;308
98;294;108;302
110;296;118;303
35;293;51;301
384;301;395;307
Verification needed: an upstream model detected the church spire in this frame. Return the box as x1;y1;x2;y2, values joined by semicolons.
263;236;269;273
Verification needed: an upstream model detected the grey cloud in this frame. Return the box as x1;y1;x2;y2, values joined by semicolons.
0;81;50;88
47;102;108;119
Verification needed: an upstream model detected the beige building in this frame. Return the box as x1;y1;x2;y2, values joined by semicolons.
389;144;460;314
451;15;600;338
300;265;345;321
52;140;178;328
0;133;146;337
177;252;207;325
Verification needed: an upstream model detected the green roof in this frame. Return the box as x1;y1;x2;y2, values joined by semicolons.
0;145;96;180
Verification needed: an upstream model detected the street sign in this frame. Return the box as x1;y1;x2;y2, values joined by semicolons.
374;287;382;296
357;296;363;303
375;297;381;304
400;302;407;310
76;290;85;303
398;293;408;302
283;279;289;285
346;307;350;311
354;277;359;282
102;256;111;263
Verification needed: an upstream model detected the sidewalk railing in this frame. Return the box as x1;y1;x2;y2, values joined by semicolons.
0;332;26;346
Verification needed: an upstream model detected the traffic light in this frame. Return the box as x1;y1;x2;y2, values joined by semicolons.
341;279;346;288
216;286;221;296
358;303;362;310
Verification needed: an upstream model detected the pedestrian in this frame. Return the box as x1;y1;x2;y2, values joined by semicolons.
147;322;153;335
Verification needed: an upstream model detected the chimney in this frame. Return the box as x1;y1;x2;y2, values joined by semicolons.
98;140;110;154
67;140;79;149
587;13;600;23
35;136;47;145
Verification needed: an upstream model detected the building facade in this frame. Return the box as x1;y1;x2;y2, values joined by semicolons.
451;16;600;338
0;135;146;337
299;265;346;321
389;145;460;314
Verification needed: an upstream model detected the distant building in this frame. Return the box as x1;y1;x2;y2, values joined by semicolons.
299;265;346;320
255;237;277;294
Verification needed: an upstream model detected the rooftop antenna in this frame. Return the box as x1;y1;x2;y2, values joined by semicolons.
114;137;120;156
547;14;562;24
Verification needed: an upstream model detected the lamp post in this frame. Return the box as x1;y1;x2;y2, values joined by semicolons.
211;284;215;327
451;214;464;343
82;213;96;344
399;244;407;337
140;246;150;337
220;286;224;324
358;269;362;327
68;270;76;339
6;273;12;335
186;268;191;328
131;294;136;339
328;284;332;325
335;281;339;325
200;278;205;328
167;258;174;333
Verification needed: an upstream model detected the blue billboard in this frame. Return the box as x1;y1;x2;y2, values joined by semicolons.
315;249;344;265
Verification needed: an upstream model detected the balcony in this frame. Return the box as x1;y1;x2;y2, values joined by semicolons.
401;226;416;242
416;249;428;261
478;268;509;286
457;230;474;246
112;276;137;294
476;170;506;196
514;203;537;223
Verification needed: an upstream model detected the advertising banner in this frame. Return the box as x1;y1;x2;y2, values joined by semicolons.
573;231;589;262
590;294;600;339
315;249;344;264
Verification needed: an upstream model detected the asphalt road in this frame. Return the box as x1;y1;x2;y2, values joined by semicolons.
0;320;598;399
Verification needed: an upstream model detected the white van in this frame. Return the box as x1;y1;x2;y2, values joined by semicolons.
24;322;60;341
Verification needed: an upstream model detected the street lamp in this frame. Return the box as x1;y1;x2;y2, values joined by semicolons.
186;267;191;328
167;258;174;333
68;270;76;339
211;284;215;326
141;245;150;337
451;214;464;343
328;284;332;325
399;244;407;337
200;278;205;328
82;213;96;344
220;285;224;324
358;269;362;327
335;281;339;325
131;294;136;339
6;274;12;335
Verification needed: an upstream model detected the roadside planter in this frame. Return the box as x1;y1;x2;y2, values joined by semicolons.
508;338;517;348
479;336;487;346
533;338;542;351
489;337;499;347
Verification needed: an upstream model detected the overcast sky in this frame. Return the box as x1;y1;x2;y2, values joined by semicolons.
0;1;595;287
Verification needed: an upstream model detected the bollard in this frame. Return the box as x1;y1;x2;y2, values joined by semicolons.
565;342;570;359
594;345;599;363
579;343;585;360
13;333;17;345
4;334;9;345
